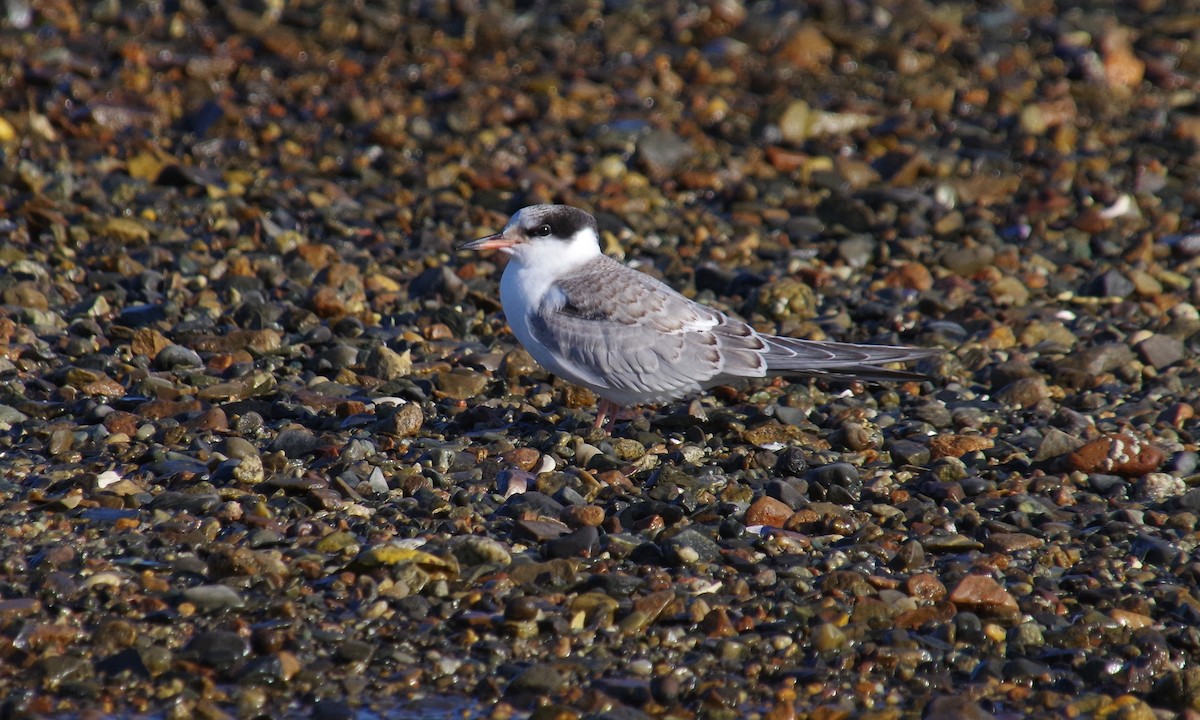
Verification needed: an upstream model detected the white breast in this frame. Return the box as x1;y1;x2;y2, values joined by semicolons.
499;229;603;386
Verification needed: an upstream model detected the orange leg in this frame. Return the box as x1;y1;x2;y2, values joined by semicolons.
593;398;619;431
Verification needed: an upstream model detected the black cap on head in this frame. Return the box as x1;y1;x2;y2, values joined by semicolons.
517;204;597;240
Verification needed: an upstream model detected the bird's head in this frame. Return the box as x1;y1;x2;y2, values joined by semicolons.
460;205;601;264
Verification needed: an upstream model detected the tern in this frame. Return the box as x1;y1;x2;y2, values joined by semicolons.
461;204;938;429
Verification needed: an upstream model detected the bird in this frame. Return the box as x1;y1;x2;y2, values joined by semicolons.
460;204;939;430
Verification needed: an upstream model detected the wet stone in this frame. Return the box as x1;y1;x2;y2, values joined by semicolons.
1059;344;1136;380
182;585;246;612
925;696;996;720
95;648;151;678
185;631;249;672
374;403;423;437
435;369;489;400
36;655;92;688
753;278;817;322
561;504;605;528
1167;451;1199;477
515;519;571;543
149;492;220;514
662;529;721;566
887;439;931;466
311;700;355;720
1087;269;1135;297
1068;435;1165;477
154;344;203;369
636;129;694;178
507;663;566;696
502;487;564;516
1135;473;1185;502
984;532;1044;553
270;428;320;457
744;496;793;528
891;540;925;571
940;245;995;276
804;463;861;500
948;575;1019;618
1136;334;1185;370
500;348;539;378
929;434;994;460
543;526;599;559
995;376;1051;408
764;479;804;510
914;402;953;429
363;345;412;380
450;536;512;566
1034;428;1084;461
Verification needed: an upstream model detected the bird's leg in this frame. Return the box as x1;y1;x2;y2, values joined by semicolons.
593;398;618;431
592;400;647;433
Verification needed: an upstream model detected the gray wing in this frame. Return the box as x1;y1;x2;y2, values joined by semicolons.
530;256;937;400
528;256;771;401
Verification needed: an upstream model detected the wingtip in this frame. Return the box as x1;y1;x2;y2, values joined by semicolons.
761;337;943;384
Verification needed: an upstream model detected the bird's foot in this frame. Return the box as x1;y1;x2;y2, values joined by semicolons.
592;398;618;432
591;400;649;435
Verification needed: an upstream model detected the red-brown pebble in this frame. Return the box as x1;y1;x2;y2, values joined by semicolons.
882;262;934;292
103;411;141;436
184;407;230;432
929;434;994;460
985;532;1044;553
1067;434;1165;477
699;607;738;638
744;496;794;528
948;575;1019;618
502;448;541;471
904;573;947;601
561;505;605;528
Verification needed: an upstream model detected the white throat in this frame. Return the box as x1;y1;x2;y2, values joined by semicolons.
501;227;602;304
499;227;602;363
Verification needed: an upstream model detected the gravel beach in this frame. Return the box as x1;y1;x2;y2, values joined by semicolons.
1;1;1199;719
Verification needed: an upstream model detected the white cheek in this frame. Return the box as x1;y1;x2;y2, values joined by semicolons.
556;230;602;265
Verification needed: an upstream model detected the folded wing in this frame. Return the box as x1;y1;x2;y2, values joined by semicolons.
528;256;770;402
529;256;936;401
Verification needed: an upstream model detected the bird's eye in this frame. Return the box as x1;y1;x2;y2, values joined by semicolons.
534;225;552;237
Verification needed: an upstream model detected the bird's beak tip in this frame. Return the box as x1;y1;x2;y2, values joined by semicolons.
459;232;514;251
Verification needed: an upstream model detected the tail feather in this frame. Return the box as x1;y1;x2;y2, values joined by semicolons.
762;336;939;382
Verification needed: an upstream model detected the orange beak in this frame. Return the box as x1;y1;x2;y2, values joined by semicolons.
459;232;516;251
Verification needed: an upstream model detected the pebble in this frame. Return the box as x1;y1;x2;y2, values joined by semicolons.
804;463;861;502
364;345;412;380
947;575;1019;618
1034;428;1085;461
1088;269;1135;297
543;526;600;559
887;439;931;467
929;434;994;460
186;631;249;671
434;369;489;399
940;245;995;276
1136;334;1186;370
662;529;721;566
636;129;695;179
744;496;793;528
995;376;1051;408
376;403;423;437
1068;435;1165;477
450;536;512;566
0;3;1195;719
